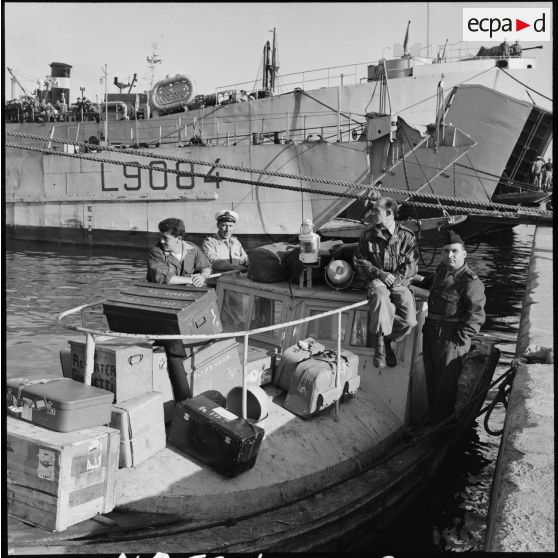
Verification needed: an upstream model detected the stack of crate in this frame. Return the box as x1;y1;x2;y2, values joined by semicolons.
103;283;246;401
61;336;168;469
6;378;120;532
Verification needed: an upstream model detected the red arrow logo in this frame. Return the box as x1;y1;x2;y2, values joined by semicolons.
516;19;530;31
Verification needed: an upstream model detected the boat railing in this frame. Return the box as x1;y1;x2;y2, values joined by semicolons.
217;60;376;94
98;117;366;148
57;297;369;421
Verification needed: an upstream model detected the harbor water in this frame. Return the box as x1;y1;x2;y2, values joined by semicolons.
4;225;534;552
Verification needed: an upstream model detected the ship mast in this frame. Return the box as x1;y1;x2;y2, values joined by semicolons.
262;28;279;93
147;48;162;89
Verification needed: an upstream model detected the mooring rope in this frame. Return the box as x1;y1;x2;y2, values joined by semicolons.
477;363;518;436
5;134;553;220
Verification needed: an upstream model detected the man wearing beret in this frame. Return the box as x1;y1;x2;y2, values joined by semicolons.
420;230;486;424
353;196;418;369
202;210;249;272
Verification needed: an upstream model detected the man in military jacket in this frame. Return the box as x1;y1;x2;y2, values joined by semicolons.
353;196;418;368
202;210;249;272
420;230;486;424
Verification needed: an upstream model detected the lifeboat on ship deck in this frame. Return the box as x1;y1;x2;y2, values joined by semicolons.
151;74;197;111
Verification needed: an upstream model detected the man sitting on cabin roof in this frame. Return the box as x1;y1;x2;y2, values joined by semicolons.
419;230;486;425
146;217;211;287
202;210;249;272
353;196;418;369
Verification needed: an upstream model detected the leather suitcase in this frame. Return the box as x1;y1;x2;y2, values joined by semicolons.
283;349;360;418
7;417;119;532
110;391;166;468
68;339;153;402
166;339;243;400
102;283;222;341
238;345;275;386
273;338;325;391
6;378;114;432
168;394;264;477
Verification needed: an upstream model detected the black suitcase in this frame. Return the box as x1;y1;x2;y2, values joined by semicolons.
168;394;264;477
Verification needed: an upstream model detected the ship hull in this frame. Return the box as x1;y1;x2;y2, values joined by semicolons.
5;58;552;247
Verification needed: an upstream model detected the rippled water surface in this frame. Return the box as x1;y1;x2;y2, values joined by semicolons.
4;225;534;551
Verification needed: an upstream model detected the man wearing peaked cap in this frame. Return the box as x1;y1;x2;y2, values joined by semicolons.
202;209;249;272
419;228;486;425
215;209;239;223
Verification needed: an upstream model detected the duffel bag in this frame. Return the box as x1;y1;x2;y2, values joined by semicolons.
247;242;298;283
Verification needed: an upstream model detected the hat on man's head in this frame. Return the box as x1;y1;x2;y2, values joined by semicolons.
443;229;465;246
215;210;239;223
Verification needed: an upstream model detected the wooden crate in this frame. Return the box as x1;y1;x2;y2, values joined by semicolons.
102;283;222;339
152;346;175;423
110;391;166;468
68;339;153;402
6;417;120;532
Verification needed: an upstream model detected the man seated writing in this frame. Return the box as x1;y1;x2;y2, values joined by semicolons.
146;217;211;287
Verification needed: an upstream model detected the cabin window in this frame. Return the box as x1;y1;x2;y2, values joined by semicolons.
306;309;349;342
349;310;370;347
250;296;284;339
221;290;251;330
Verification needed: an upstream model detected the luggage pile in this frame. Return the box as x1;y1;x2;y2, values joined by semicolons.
6;283;361;532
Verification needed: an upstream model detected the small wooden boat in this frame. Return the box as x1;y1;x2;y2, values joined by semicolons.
319;215;469;239
492;190;551;206
7;269;499;554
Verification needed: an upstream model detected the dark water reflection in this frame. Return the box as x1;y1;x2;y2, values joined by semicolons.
4;225;534;551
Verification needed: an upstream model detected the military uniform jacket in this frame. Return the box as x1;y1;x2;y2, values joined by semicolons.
423;262;486;346
354;223;418;287
146;241;211;284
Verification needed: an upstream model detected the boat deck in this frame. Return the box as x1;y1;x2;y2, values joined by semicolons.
114;380;403;521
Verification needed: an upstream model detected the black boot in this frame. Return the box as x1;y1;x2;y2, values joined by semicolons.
385;340;397;367
374;333;386;368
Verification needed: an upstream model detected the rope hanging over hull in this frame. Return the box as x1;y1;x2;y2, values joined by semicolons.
5;131;553;224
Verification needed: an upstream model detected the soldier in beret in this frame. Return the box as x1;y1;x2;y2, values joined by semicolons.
420;230;486;424
202;210;249;272
353;196;418;369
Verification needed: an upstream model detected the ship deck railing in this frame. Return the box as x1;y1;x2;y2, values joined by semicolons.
214;48;523;94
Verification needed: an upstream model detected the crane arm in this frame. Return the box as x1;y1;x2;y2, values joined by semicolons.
7;67;27;95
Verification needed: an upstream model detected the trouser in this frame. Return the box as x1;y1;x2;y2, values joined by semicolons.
533;172;542;189
367;284;417;343
422;320;471;424
543;171;552;191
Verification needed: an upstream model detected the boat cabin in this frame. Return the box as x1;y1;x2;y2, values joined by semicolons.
216;272;430;427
